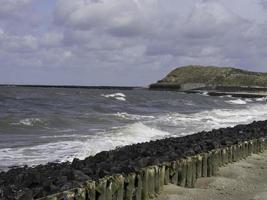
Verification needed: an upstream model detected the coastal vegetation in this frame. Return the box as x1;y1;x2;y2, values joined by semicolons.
150;65;267;90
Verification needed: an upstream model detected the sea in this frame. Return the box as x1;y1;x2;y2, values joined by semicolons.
0;86;267;171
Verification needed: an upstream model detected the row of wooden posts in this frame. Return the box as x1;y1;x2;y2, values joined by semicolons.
39;138;267;200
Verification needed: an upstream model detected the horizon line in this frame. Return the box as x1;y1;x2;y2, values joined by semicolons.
0;84;146;89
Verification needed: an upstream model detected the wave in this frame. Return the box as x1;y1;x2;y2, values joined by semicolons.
111;112;155;120
226;99;247;105
0;122;169;170
107;122;169;144
14;118;45;126
0;141;85;170
101;93;126;101
200;91;209;96
155;102;267;136
40;134;80;139
244;98;253;102
255;97;267;102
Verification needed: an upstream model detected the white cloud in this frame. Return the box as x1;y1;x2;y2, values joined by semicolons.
55;0;158;37
40;32;63;47
0;28;4;35
259;0;267;9
183;2;244;37
1;0;267;85
0;31;38;52
0;0;32;19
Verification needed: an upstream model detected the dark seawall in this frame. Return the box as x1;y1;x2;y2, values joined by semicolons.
1;120;267;199
150;85;267;98
0;84;143;90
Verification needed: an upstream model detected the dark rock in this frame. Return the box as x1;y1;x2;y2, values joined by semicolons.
18;188;33;200
1;120;267;199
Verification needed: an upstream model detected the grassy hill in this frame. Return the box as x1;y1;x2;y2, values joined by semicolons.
150;65;267;90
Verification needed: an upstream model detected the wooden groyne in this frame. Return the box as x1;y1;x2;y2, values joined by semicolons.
38;138;267;200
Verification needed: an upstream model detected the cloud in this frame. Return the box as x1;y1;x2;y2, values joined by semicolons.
183;2;244;38
0;0;33;19
145;1;249;59
55;0;158;37
259;0;267;9
1;0;267;85
40;32;63;47
0;31;38;52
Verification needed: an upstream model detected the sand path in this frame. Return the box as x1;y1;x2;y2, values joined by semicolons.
157;151;267;200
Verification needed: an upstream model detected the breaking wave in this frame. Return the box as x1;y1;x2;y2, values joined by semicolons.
0;122;169;170
155;103;267;136
255;97;267;102
101;93;126;101
226;99;247;105
111;112;155;120
15;118;45;127
2;87;267;171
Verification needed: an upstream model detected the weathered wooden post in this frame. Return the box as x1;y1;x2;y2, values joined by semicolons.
124;173;136;200
185;157;193;188
178;159;187;187
95;178;107;200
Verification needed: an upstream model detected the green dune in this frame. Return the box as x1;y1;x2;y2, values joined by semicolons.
150;65;267;90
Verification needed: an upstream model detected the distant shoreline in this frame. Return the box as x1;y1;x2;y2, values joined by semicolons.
149;65;267;98
149;85;267;98
186;90;267;98
0;84;144;90
2;84;267;98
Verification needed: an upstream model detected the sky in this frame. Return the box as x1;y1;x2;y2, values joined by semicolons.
1;0;267;86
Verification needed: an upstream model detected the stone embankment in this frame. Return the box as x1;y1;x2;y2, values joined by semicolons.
1;120;267;199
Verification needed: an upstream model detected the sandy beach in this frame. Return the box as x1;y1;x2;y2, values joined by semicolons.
157;151;267;200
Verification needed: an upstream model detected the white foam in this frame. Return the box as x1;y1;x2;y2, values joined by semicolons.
0;141;89;169
0;122;169;169
219;94;233;98
15;118;43;126
115;97;126;101
185;101;195;106
55;128;77;133
200;91;209;96
155;102;267;136
101;93;126;101
76;123;169;160
40;134;80;139
107;122;169;144
255;97;267;102
226;99;247;105
3;100;267;170
111;112;155;120
244;98;253;102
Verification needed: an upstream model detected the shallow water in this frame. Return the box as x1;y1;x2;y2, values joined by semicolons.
0;86;267;170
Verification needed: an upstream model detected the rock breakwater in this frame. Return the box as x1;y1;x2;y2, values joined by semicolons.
1;120;267;199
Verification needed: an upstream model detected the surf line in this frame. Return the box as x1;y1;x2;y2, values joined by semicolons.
36;121;267;200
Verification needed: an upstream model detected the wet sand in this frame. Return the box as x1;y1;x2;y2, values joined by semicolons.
157;151;267;200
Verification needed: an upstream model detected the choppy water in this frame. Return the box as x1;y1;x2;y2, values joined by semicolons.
0;86;267;171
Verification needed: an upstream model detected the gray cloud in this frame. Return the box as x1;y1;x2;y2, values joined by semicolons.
0;0;267;86
259;0;267;9
40;32;63;47
0;0;32;18
0;31;38;53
